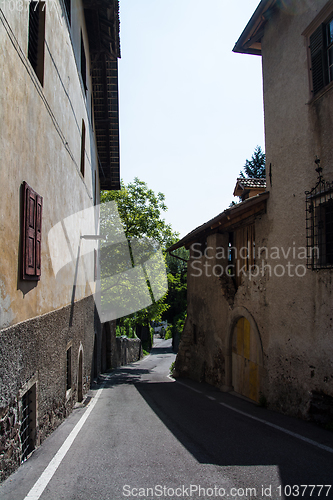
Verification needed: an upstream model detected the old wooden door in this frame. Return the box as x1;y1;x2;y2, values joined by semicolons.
232;317;261;402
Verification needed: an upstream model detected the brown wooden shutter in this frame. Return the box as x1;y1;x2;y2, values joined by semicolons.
36;194;43;277
22;182;42;280
310;24;327;95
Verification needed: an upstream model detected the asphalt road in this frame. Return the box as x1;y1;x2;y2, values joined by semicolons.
1;338;333;500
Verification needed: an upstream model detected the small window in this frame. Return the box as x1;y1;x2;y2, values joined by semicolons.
80;119;86;176
64;0;71;25
20;384;36;462
309;17;333;96
22;182;43;280
81;32;87;92
66;346;72;391
232;223;255;287
28;1;45;86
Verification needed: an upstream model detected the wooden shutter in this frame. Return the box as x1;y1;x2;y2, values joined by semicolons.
28;2;45;86
22;182;43;280
36;194;43;277
310;23;327;95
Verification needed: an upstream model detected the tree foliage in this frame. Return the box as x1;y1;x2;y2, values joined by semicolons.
100;178;181;347
101;178;174;245
164;245;188;325
239;145;266;178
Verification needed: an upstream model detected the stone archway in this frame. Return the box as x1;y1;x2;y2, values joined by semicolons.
226;308;264;403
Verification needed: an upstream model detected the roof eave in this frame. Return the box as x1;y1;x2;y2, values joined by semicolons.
232;0;276;56
168;191;270;253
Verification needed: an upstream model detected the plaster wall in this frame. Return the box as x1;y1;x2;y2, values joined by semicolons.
0;0;105;481
0;0;99;330
175;227;269;396
176;0;333;419
175;234;232;388
260;0;333;416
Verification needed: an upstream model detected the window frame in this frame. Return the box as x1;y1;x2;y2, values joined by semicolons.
22;182;43;281
28;1;46;86
305;176;333;270
303;2;333;99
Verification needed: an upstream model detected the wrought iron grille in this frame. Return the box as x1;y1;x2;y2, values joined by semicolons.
20;389;33;462
305;163;333;269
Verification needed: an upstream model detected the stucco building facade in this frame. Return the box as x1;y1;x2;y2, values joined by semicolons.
171;0;333;424
0;0;120;480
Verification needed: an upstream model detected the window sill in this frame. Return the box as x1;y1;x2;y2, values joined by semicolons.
308;80;333;105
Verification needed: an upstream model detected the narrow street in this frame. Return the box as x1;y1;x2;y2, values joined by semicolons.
1;338;333;500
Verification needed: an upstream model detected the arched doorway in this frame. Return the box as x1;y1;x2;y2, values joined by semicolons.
78;349;83;402
231;316;263;402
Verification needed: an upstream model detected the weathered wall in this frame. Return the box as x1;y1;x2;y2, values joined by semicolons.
0;295;95;482
174;229;269;399
175;0;333;422
114;337;143;368
0;0;99;330
261;0;333;417
0;0;104;481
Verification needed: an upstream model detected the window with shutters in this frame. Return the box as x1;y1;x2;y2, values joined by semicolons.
22;182;43;280
308;16;333;96
28;1;45;86
230;224;255;287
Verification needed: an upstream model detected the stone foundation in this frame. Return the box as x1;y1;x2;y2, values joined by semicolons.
0;296;96;482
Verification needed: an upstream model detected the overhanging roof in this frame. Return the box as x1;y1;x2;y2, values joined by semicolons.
233;177;266;197
84;0;121;190
168;191;269;253
233;0;276;55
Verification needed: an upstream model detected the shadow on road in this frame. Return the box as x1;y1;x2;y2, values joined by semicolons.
134;379;333;498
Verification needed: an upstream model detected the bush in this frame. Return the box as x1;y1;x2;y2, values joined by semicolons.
164;326;172;340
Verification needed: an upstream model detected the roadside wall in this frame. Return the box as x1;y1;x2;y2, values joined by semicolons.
0;295;95;482
113;337;143;368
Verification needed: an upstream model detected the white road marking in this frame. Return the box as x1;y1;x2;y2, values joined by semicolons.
219;401;333;455
24;383;106;500
177;380;333;455
177;380;203;394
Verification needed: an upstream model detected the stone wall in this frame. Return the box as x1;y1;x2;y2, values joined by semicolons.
0;296;95;482
113;337;143;368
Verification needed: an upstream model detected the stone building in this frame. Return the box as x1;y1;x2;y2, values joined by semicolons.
0;0;120;480
170;0;333;424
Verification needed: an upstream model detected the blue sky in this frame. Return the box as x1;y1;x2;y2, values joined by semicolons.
118;0;264;238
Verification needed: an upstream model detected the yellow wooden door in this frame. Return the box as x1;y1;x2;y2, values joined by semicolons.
232;317;261;402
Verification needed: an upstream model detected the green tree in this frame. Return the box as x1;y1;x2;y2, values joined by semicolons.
163;245;188;350
100;178;177;350
239;145;266;178
101;178;174;245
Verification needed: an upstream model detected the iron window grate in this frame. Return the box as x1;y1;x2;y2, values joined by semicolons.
20;389;33;462
305;162;333;269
